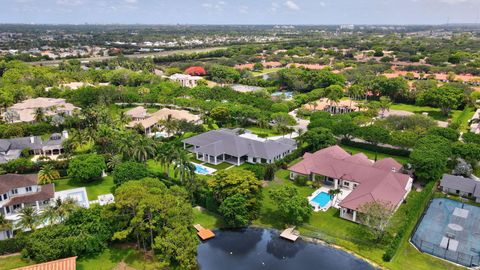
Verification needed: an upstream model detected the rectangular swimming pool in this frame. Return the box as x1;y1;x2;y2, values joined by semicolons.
310;192;331;208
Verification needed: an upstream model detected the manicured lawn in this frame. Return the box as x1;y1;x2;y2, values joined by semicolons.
0;255;32;270
251;68;283;77
203;162;233;170
340;144;410;165
53;176;114;201
77;246;157;270
193;207;222;229
244;126;281;137
451;107;475;132
390;103;461;122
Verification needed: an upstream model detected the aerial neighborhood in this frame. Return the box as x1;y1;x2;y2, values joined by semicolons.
0;19;480;270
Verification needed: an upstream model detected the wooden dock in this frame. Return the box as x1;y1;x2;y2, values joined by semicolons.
193;224;215;240
280;227;300;242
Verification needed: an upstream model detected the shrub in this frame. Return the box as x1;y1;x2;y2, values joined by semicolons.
67;154;106;183
112;161;148;186
0;238;23;255
241;164;266;180
463;132;480;144
2;158;36;174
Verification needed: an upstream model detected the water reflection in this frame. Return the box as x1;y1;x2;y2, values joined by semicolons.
197;228;376;270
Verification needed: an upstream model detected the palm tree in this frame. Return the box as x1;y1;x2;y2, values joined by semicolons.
158;115;180;137
308;101;318;111
155;142;176;177
328;189;342;205
107;154;123;171
41;198;78;225
173;149;196;184
3;110;19;123
38;164;61;185
17;206;40;232
131;136;156;162
34;108;45;122
0;214;12;237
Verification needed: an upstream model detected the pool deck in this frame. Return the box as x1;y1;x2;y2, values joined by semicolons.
308;186;352;212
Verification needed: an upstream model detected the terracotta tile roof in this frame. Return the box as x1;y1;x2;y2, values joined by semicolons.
14;256;77;270
288;146;410;211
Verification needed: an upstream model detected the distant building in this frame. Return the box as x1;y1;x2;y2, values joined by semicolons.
0;131;68;164
470;109;480;134
439;174;480;203
169;73;202;88
3;98;79;123
126;107;201;135
0;174;55;240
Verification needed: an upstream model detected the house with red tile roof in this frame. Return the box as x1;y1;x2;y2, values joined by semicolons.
288;146;412;223
13;256;77;270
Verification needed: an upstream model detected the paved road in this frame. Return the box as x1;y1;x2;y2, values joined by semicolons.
289;109;309;132
28;46;226;66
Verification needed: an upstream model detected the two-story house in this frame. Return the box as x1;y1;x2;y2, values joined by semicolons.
0;174;55;240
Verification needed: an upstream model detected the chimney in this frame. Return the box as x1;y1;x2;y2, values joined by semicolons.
30;135;35;144
62;130;69;139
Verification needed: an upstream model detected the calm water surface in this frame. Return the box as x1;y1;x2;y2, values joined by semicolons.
197;228;376;270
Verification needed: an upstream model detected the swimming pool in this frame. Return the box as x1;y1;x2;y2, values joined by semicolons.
193;163;216;175
310;192;331;208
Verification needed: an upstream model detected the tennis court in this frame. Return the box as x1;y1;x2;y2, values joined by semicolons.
412;198;480;267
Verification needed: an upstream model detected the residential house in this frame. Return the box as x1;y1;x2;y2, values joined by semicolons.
3;98;79;123
0;131;68;164
288;146;412;223
126;107;201;135
303;98;362;114
169;73;202;88
470;109;480;134
439;174;480;203
0;174;55;240
182;129;297;165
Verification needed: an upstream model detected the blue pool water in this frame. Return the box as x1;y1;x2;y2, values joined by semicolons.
311;192;331;207
271;91;293;98
195;164;210;174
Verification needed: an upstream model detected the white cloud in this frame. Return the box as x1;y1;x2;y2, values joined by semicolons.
284;0;300;11
124;0;138;3
239;5;248;14
201;1;225;12
56;0;85;6
319;1;326;7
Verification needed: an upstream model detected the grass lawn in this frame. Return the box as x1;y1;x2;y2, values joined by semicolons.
0;246;159;270
451;107;475;132
193;207;223;229
339;144;410;165
0;255;32;270
390;103;461;122
244;126;281;137
53;176;114;201
251;68;283;77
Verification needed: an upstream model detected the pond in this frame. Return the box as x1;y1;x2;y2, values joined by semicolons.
197;228;376;270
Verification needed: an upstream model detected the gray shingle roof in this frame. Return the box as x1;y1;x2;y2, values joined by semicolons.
182;129;296;160
440;174;480;195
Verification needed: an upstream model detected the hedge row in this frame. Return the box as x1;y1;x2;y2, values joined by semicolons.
0;237;23;255
340;139;411;157
382;182;436;261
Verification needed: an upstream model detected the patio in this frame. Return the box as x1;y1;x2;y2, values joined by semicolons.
308;185;352;212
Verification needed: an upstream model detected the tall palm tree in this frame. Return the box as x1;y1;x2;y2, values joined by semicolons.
328;189;342;205
41;198;78;225
17;206;40;232
107;154;123;171
3;110;19;123
38;164;60;185
379;96;392;118
173;149;196;183
155;142;176;177
132;136;156;162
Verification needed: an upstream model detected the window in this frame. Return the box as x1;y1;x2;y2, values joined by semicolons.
2;194;6;200
343;182;350;187
0;195;2;202
26;187;32;192
456;190;460;194
11;189;18;195
12;204;21;210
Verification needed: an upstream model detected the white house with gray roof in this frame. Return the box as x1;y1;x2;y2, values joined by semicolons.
182;129;296;166
439;174;480;203
0;131;68;164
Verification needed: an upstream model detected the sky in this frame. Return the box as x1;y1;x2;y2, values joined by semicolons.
1;0;479;25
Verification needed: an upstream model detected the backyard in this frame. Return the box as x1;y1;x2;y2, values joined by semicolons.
339;144;410;165
53;176;115;201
